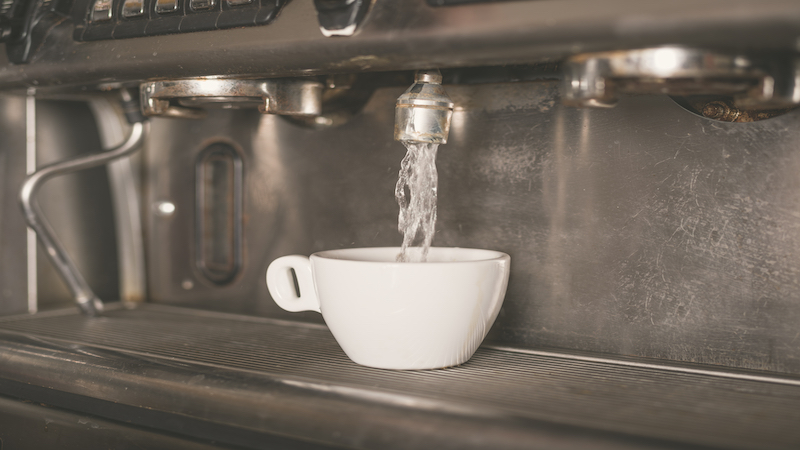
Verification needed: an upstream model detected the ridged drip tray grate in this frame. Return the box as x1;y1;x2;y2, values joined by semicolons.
1;304;800;449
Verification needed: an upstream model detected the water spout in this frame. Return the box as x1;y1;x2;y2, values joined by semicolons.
394;70;454;144
393;70;453;262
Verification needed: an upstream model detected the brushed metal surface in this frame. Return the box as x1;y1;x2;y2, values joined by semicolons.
0;98;143;314
140;78;324;118
0;95;29;315
20;120;145;316
2;0;800;90
33;101;120;309
0;394;239;450
0;305;799;449
146;80;800;374
562;46;776;108
89;98;147;303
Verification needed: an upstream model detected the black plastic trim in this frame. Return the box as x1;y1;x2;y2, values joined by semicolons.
73;0;284;40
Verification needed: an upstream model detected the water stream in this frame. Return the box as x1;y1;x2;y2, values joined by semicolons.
395;141;439;262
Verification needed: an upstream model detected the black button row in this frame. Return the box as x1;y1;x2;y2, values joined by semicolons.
72;0;284;41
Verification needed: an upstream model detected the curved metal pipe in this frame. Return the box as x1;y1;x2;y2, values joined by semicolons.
19;120;145;316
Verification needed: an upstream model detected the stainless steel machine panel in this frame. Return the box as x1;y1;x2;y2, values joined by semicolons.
3;0;800;447
146;81;800;374
0;95;28;315
3;0;800;89
0;97;119;315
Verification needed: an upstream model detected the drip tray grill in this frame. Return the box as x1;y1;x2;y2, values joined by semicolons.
1;304;799;449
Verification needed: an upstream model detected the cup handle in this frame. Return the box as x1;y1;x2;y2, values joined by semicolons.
266;255;321;313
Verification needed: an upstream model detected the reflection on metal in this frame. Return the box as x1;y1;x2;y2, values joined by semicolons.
195;142;243;285
5;0;800;91
562;46;800;109
3;305;800;449
284;73;379;129
147;81;800;374
89;97;148;303
140;78;324;119
395;70;454;144
19;94;145;317
0;95;29;315
155;201;176;216
314;0;372;37
25;89;37;314
738;57;800;109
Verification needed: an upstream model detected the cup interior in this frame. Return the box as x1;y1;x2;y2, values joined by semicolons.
312;247;507;263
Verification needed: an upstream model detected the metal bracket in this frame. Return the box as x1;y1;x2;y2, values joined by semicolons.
561;46;800;109
140;78;324;119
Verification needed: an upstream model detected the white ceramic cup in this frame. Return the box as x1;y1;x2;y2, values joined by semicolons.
265;247;510;370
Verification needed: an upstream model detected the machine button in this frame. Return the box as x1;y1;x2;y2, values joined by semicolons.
155;0;179;14
314;0;371;36
190;0;216;10
254;3;278;25
122;0;146;17
217;0;256;28
91;0;113;22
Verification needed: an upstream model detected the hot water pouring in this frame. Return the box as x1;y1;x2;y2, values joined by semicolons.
394;69;454;262
2;1;800;448
265;69;510;370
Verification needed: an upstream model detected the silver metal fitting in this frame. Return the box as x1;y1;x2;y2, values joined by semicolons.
561;46;800;109
140;78;324;119
395;69;454;144
19;96;147;317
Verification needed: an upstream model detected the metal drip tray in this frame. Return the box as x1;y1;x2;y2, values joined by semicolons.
1;304;799;449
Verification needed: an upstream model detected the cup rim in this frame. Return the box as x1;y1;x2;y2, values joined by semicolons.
310;247;510;265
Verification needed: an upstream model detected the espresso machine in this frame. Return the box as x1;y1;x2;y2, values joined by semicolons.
2;0;800;448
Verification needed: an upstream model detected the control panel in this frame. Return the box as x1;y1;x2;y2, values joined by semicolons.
72;0;285;41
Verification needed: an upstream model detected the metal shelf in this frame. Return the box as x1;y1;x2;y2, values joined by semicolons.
1;304;799;449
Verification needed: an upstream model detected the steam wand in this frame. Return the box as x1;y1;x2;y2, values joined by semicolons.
19;89;147;317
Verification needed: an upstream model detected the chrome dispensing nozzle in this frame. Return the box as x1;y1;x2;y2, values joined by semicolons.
394;70;454;144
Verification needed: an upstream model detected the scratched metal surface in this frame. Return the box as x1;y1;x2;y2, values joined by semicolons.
145;81;800;374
